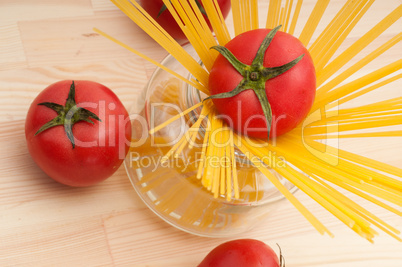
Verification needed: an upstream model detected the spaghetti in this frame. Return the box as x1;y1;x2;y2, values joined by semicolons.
101;0;402;241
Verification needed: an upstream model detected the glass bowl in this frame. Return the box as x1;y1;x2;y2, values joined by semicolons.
124;44;296;237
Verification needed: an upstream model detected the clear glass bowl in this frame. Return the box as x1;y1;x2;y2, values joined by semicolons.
124;44;296;237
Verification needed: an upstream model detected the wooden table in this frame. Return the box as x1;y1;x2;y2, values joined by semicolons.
1;0;401;266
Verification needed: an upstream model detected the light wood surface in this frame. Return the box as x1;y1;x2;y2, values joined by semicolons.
1;0;401;266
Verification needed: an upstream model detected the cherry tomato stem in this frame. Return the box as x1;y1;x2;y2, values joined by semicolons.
208;27;316;139
207;25;306;141
35;81;101;148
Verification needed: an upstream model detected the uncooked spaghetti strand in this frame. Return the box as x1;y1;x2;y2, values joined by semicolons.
243;0;251;32
312;131;402;139
112;0;210;86
189;0;220;50
161;105;211;161
168;0;218;71
282;135;378;181
202;0;231;45
326;150;402;192
276;166;368;239
321;111;402;126
220;127;230;197
274;1;282;27
312;100;402;123
93;29;209;97
320;96;402;118
311;0;374;70
213;116;225;196
319;74;402;111
223;127;233;198
196;120;211;179
150;101;205;135
306;136;402;181
174;104;210;157
336;97;402;115
304;99;402;129
354;208;402;242
275;165;373;239
317;32;402;92
308;0;359;56
313;172;402;218
304;116;402;136
314;176;401;240
337;74;402;107
202;111;219;189
287;0;303;35
241;0;249;34
161;134;188;162
215;0;232;41
267;137;402;205
254;142;375;239
237;135;333;236
313;59;402;110
230;130;239;199
298;0;331;46
296;158;402;208
312;175;400;237
324;109;402;124
271;140;371;185
283;0;294;32
114;0;174;42
279;6;286;27
314;0;374;71
175;129;196;158
296;138;402;190
266;0;281;29
251;0;259;30
308;105;402;126
166;0;215;70
317;4;402;85
231;0;243;36
245;137;398;240
219;128;227;196
338;147;402;180
253;137;392;223
211;117;224;197
303;114;401;134
225;128;233;201
297;157;402;207
110;0;177;47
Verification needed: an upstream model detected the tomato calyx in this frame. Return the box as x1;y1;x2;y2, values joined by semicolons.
158;0;207;18
34;81;101;149
207;25;304;140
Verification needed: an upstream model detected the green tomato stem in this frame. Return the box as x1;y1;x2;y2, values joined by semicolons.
207;25;304;141
34;81;101;149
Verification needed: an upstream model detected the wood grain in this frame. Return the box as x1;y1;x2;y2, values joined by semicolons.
0;0;401;266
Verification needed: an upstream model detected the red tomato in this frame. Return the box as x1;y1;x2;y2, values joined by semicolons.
25;80;131;187
209;28;316;139
140;0;231;40
198;239;283;267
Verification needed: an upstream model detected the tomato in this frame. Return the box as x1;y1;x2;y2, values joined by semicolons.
140;0;231;40
25;80;131;187
208;26;316;139
198;239;283;267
